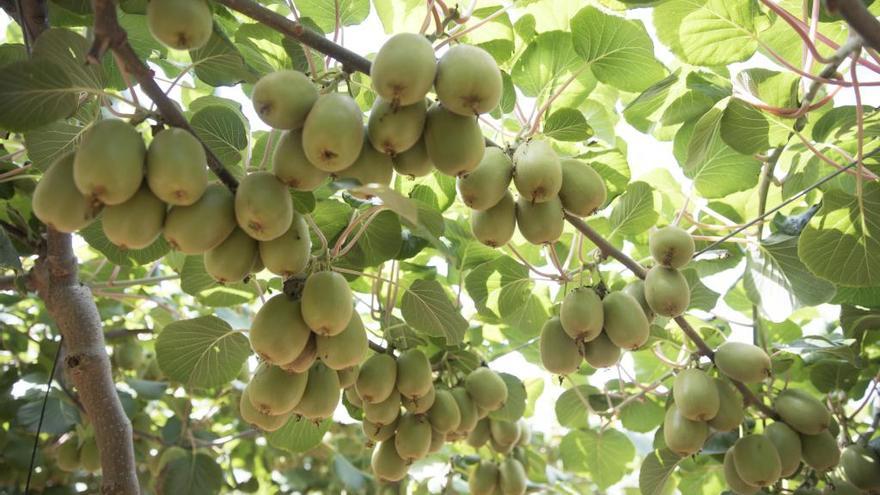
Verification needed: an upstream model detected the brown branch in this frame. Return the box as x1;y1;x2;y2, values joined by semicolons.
87;0;239;192
32;230;139;495
104;328;154;340
828;0;880;53
0;0;48;51
564;212;779;419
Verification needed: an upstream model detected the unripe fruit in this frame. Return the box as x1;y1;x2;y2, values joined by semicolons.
146;128;208;205
147;0;212;50
774;389;831;435
435;44;502;116
364;391;401;427
428;427;445;454
392;136;434;178
580;331;621;368
723;449;759;495
239;389;291;431
281;334;317;373
650;225;695;269
337;365;359;389
513;139;562;204
316;312;368;370
33;153;101;232
469;461;500;495
602;291;650;350
765;422;802;477
424;103;485;177
394;413;432;462
356;353;398;404
302;93;364;172
515;195;564;245
371;33;436;107
295;362;341;420
301;271;353;336
516;419;531;446
540;317;580;375
707;378;744;431
427;389;461;433
732;435;782;487
560;287;604;342
337;134;394;194
252;70;317;130
489;419;520;447
259;213;311;277
273;129;329;191
559;159;607;216
457;147;513;211
827;476;864;494
401;385;435;414
367;98;426;155
801;430;840;471
371;438;408;482
465;367;508;412
644;265;690;317
246;362;307;416
345;386;363;408
673;369;720;421
472;191;516;247
663;404;708;456
623;280;655;322
714;342;771;384
205;228;258;283
498;457;527;495
467;418;491;448
56;438;80;472
249;295;312;365
164;183;236;254
363;417;398;442
235;172;293;241
79;436;101;472
451;387;479;433
114;339;144;370
841;445;880;489
395;349;433;399
102;185;165;249
74;119;145;206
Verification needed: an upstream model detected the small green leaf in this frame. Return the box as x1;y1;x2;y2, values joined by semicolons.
189;25;258;87
155;316;250;388
560;428;635;489
543;108;593;142
609;181;658;236
191;105;249;171
620;399;665;433
401;279;468;345
809;359;860;393
511;31;580;98
555;385;595;429
639;448;683;495
0;59;78;132
159;452;223;495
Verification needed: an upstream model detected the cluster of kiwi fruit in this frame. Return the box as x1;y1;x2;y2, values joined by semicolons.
54;433;100;474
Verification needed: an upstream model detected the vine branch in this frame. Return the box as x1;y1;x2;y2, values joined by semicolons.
827;0;880;53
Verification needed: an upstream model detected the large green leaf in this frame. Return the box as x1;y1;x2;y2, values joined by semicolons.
543;108;593;142
155;316;250;388
678;0;760;65
555;385;595;429
511;31;581;98
487;373;526;422
609;181;658;236
560;428;635;489
401;279;468;344
266;417;332;453
0;59;78;132
159;452;224;495
372;0;425;34
639;449;683;495
32;28;104;90
190;105;249;171
294;0;370;32
189;25;258;87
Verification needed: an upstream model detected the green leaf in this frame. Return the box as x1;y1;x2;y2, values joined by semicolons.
609;181;658;236
401;279;468;345
560;428;635;489
79;220;170;267
555;385;595;429
266;416;332;453
809;359;860;393
189;25;257;87
466;6;515;63
348;184;418;225
372;0;425;34
798;183;880;287
570;6;666;92
620;398;665;433
159;452;223;495
488;373;526;422
24;119;90;171
179;255;256;307
639;448;683;495
0;228;21;271
580;148;630;204
543;108;593;142
682;268;720;311
496;256;548;340
678;0;760;66
349;209;402;266
32;28;104;90
0;59;78;132
294;0;370;32
155;316;250;388
190;105;249;171
511;31;581;98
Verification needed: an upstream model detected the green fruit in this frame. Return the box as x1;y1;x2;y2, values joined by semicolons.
673;369;720;421
252;70;318;130
451;387;479;433
602;291;650;350
74;119;145;206
732;435;782;487
498;458;527;495
775;389;831;435
147;0;212;50
801;430;840;471
663;404;708;456
469;461;500;495
489;419;520;447
457;147;513;211
623;280;655;322
364;391;401;427
146;128;208;205
367;98;426;155
337;365;359;389
114;339;144;370
345;386;363;408
301;271;353;336
316;312;368;370
472;191;516;247
394;413;432;462
102;184;166;249
516;419;531;447
650;225;695;269
540;317;581;375
841;445;880;489
371;33;436;107
402;386;435;414
560;287;604;342
580;331;621;368
164;183;236;254
515;195;564;245
558;159;606;216
392;136;434;178
512;139;562;203
465;367;508;412
33;153;101;232
295;362;341;420
427;389;461;434
79;436;101;472
356;353;398;404
424;103;485;177
715;342;771;385
235;172;293;241
338;133;394;193
707;378;744;431
644;266;690;317
56;438;80;472
467;418;491;448
435;44;502;116
395;349;433;399
259;213;311;277
371;438;408;482
723;449;759;495
428;427;445;453
302;93;364;172
273;129;329;191
826;476;864;494
249;294;312;365
364;416;398;442
205;228;258;283
281;334;317;373
765;422;803;477
246;362;307;416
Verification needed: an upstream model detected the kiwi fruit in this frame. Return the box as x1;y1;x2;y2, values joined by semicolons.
580;331;621;368
732;434;782;487
472;191;516;247
258;213;311;277
457;147;513;211
239;389;291;432
316;312;368;370
371;33;436;107
79;436;101;472
395;349;433;399
392;136;434;178
540;317;581;375
465;367;508;412
560;287;604;342
800;430;840;471
401;385;435;414
515;195;564;245
363;417;398;443
558;158;607;216
663;403;708;456
273;129;329;191
302;92;364;172
114;338;144;370
295;361;341;420
246;362;307;416
723;449;759;495
205;228;258;283
469;461;500;495
714;342;771;384
602;291;650;350
512;139;562;203
248;294;312;365
623;280;655;322
235;172;293;241
251;70;318;130
707;378;744;431
467;418;491;448
337;365;359;389
435;44;502;116
424;102;485;177
489;419;521;448
451;387;479;434
146;128;208;205
356;353;398;404
644;265;690;317
371;438;408;482
363;390;401;426
774;389;831;435
281;333;317;373
56;437;81;472
498;457;527;495
841;444;880;489
33;153;101;232
650;225;695;269
673;368;720;421
367;97;426;155
764;421;803;477
74;119;145;206
394;413;432;462
427;389;461;434
337;133;394;194
147;0;213;50
164;183;236;254
301;270;354;336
